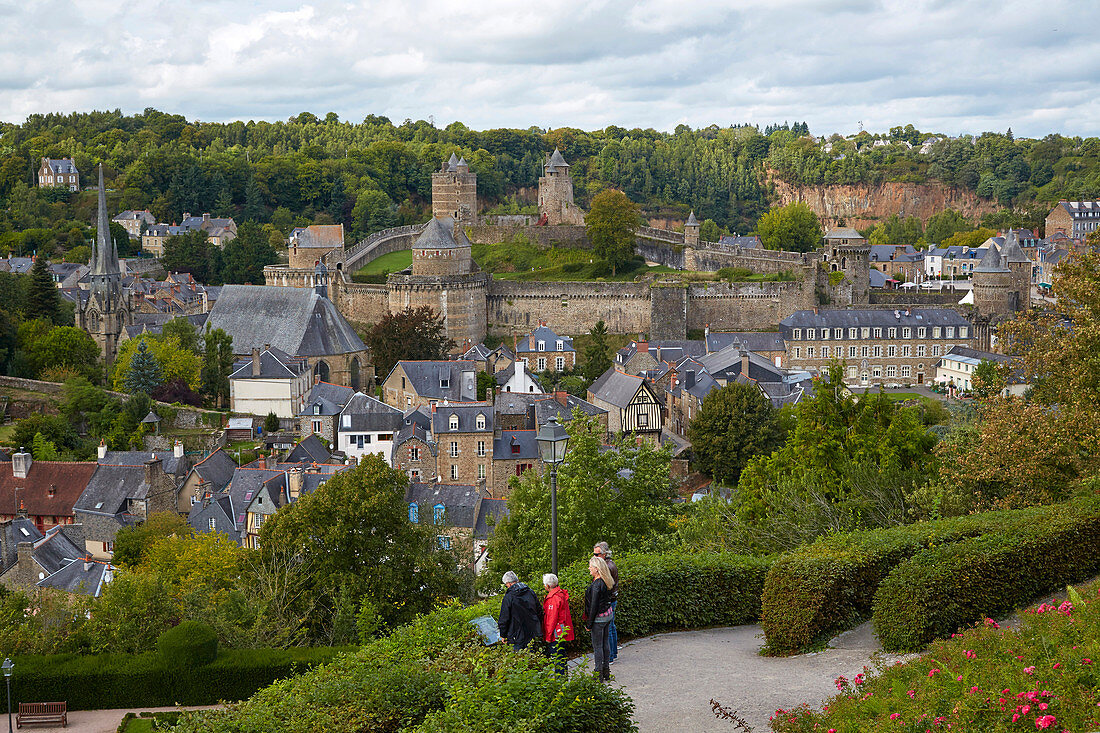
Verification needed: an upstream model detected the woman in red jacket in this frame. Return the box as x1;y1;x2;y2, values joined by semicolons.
542;573;574;676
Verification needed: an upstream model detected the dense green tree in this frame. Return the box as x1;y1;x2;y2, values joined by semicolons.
19;322;100;380
866;214;924;246
26;256;63;324
970;359;1006;399
687;382;787;485
924;209;975;246
351;189;396;235
365;306;455;381
217;221;277;284
259;456;460;633
940;228;997;250
201;326;234;408
263;412;280;433
113;512;193;568
162;230;213;283
582;319;612;381
755;202;822;252
113;333;201;391
700;218;721;243
30;431;59;460
585;189;639;276
161;317;200;353
122;340;164;394
476;370;496;400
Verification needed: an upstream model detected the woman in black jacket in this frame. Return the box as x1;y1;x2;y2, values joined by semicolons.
584;556;616;682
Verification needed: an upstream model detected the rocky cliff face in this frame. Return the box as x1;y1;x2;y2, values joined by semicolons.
771;178;1000;230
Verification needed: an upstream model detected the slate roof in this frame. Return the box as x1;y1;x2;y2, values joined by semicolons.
291;224;344;249
780;308;970;330
516;325;574;353
546;149;569;171
403;406;434;432
697;343;784;383
31;525;83;576
824;227;865;240
494;430;539;461
405;483;482;529
1000;230;1030;264
474;498;509;540
393;361;478;402
618;339;706;364
432;403;494;434
462;343;492;360
685;211;698;226
37;556;112;596
392;422;436;461
99;450;186;477
43;158;77;174
705;331;786;354
973;242;1010;273
286;434;332;464
298;381;355;417
0;461;98;518
113;210;155;224
205;284;366;357
73;466;148;517
588;369;647;409
941;345;1014;366
187;449;238;493
1;519;43;570
230;346;309;380
446;152;460;171
870;269;888;288
1055;200;1100;217
532;393;606;426
413;217;471;250
494;362;541;387
340;393;403;432
0;257;33;274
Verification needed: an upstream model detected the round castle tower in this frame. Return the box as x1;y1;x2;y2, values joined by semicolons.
972;241;1015;317
431;153;478;225
538;149;584;225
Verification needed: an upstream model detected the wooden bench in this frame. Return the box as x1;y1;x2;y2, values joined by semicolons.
16;702;67;728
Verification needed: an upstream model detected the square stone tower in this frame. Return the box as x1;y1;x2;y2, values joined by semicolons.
538;149;585;225
432;153;478;225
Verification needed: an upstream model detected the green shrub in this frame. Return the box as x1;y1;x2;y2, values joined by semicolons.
556;552;771;649
759;502;1087;654
873;496;1100;651
157;620;218;668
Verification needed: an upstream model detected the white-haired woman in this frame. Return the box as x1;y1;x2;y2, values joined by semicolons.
584;556;616;682
542;573;574;676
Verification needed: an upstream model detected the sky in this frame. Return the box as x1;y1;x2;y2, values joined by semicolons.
2;0;1099;139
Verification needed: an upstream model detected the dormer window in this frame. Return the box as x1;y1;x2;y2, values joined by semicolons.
342;414;351;428
409;503;419;523
313;404;320;415
433;503;445;524
449;414;459;431
476;414;486;430
511;443;521;455
556;340;563;351
440;377;450;389
537;341;545;352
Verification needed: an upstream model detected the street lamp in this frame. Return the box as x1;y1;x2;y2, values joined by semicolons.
3;657;13;733
536;417;569;575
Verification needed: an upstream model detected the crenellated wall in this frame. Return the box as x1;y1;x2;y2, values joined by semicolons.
465;224;588;249
333;282;389;325
687;280;815;332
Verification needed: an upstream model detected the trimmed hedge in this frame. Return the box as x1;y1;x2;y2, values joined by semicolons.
759;500;1098;655
557;552;772;649
10;646;354;710
157;620;218;668
873;496;1100;651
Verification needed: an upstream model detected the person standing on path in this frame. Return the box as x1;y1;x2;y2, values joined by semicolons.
584;556;616;682
498;571;543;651
542;573;574;676
594;541;619;663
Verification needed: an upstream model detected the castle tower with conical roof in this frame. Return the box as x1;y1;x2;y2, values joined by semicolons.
538;149;584;225
972;240;1014;317
1000;229;1032;311
431;153;478;225
79;165;131;364
684;211;700;246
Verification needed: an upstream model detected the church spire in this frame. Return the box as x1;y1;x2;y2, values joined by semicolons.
93;164;120;277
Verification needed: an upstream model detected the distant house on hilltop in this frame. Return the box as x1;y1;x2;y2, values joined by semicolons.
38;158;79;191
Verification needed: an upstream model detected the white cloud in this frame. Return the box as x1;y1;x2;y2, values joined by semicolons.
0;0;1097;137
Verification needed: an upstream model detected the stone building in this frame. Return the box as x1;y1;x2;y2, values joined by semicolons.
78;166;132;365
38;158;79;191
112;210;156;238
684;212;700;246
432;154;478;225
289;224;345;269
432;402;495;486
382;360;478;409
971;235;1029;319
492;429;541;496
515;324;575;373
781;308;975;386
1045;200;1100;240
0;451;96;532
298;381;355;445
822;227;872;305
392;421;438;483
405;482;487;559
537;149;584;225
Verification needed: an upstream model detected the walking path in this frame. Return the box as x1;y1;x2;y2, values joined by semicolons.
583;622;909;733
16;705;220;733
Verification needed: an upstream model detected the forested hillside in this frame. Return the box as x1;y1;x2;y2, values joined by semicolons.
2;111;1100;260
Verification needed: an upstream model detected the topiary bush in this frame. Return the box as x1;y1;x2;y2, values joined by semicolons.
157;620;218;668
873;495;1100;652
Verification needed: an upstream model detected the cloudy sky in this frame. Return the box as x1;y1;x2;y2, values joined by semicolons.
2;0;1098;138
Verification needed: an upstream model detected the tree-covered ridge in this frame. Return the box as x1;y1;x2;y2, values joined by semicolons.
2;111;1099;248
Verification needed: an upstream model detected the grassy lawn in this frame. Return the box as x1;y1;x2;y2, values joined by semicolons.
0;424;14;443
119;712;182;732
354;249;412;276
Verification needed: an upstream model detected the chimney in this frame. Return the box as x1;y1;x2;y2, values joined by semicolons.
83;554;93;572
16;501;27;519
203;213;210;223
288;466;303;500
554;391;569;407
741;349;750;377
264;452;277;470
144;454;163;494
17;541;33;574
97;440;108;461
251;347;261;377
12;449;31;479
173;440;184;459
182;212;191;221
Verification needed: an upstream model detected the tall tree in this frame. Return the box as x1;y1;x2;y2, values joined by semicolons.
123;340;164;394
365;306;455;380
163;230;213;283
201;326;234;408
161;317;200;354
688;382;786;485
585;189;639;276
583;319;612;381
755;202;822;253
26;256;62;325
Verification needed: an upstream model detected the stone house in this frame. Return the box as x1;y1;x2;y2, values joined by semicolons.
0;452;97;533
337;392;403;463
869;245;924;281
615;339;706;375
587;369;664;439
392;422;438;483
491;430;541;497
537;149;584;226
0;521;112;597
461;342;515;375
112;210;156;239
405;482;486;559
782;308;975;387
1046;201;1100;240
515;325;575;373
289;225;345;269
140;223;181;256
297;381;355;445
229;346;313;421
177;448;238;516
432;402;494;486
180;213;238;246
38;158;79;191
381;360;478;409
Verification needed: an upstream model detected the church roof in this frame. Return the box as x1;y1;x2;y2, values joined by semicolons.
205;285;366;358
413;217;471;250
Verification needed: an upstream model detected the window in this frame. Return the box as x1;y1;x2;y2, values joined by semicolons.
793;328;802;340
208;517;216;531
848;346;857;358
902;327;913;339
401;376;406;389
959;326;969;338
888;327;896;338
538;357;547;371
409;503;419;522
806;347;815;358
794;347;801;359
638;412;649;428
861;327;870;339
437;535;452;550
887;345;896;357
901;365;911;378
806;328;815;340
886;365;897;377
378;433;392;441
848;366;858;378
556;356;565;371
449;414;459;431
821;329;829;341
406;396;412;407
410;446;420;461
917;327;926;338
476;413;486;430
433;504;445;524
932;345;941;356
313;404;321;415
516;463;531;476
511;443;521;455
860;346;869;357
932;327;941;339
832;346;841;358
915;344;925;357
556;340;563;351
873;327;882;338
873;346;881;357
834;328;843;339
537;340;545;351
872;366;882;378
946;327;955;338
450;465;459;480
849;328;858;339
478;464;486;480
440;376;450;389
477;440;486;457
342;414;351;428
449;441;458;457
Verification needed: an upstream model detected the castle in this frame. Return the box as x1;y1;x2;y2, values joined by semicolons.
265;149;1022;348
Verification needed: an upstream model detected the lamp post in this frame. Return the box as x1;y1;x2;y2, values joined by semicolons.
536;417;569;575
3;657;12;733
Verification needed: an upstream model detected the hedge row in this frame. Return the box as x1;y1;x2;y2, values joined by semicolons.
759;499;1100;655
557;552;772;649
873;496;1100;651
11;646;354;710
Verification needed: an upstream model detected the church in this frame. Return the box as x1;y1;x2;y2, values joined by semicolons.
78;165;132;365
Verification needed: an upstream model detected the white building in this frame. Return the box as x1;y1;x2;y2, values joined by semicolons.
495;360;544;395
229;346;313;420
935;346;1026;396
338;392;404;462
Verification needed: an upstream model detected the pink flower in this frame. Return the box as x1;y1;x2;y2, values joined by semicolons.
891;713;901;720
1013;714;1021;722
1039;703;1048;710
1024;666;1036;675
928;668;941;677
970;686;980;694
957;675;963;681
1022;705;1031;715
1035;715;1056;729
907;690;916;699
1052;663;1060;669
1058;600;1073;615
1083;658;1093;665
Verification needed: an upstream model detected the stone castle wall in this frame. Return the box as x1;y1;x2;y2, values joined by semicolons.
869;291;964;306
687;280;815;331
465;224;588;249
388;273;489;345
334;282;389;325
487;280;650;335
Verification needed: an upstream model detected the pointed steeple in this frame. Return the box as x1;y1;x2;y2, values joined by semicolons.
1001;229;1029;263
973;240;1009;273
547;148;569;171
93;165;120;277
686;211;699;226
446;152;460;171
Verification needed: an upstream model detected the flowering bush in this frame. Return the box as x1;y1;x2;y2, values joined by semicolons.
771;583;1100;732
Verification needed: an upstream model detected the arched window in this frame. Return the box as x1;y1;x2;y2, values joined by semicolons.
475;413;485;430
433;503;445;524
408;503;419;523
316;360;330;383
350;357;361;391
449;414;459;431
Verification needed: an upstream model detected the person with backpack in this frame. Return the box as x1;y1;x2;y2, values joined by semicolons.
498;570;543;651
